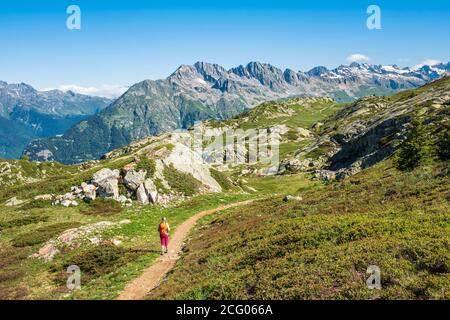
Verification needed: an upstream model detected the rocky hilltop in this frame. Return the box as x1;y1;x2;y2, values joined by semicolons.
279;76;450;179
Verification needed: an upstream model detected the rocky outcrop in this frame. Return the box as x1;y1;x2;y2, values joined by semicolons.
144;179;158;204
290;77;450;180
283;195;303;202
165;143;222;192
124;170;146;191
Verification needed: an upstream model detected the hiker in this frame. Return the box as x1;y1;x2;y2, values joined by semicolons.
158;217;170;255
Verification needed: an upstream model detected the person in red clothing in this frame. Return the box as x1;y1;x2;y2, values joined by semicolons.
158;217;170;255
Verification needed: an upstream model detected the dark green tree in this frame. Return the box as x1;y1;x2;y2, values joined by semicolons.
395;117;428;171
435;123;450;161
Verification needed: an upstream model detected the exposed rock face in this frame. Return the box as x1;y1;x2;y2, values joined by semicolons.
165;143;222;192
136;184;149;205
144;179;158;203
92;168;120;199
278;157;326;174
123;170;146;191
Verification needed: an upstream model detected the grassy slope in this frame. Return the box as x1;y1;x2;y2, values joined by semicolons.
0;192;254;299
0;165;316;299
149;160;449;300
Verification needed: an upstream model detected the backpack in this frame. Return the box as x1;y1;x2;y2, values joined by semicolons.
159;222;168;235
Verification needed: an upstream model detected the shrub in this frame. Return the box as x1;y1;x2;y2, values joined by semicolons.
435;124;450;161
135;157;156;178
18;199;52;210
154;143;175;152
12;222;82;247
163;164;202;196
0;215;48;231
53;244;143;283
286;129;298;141
80;198;122;216
154;177;170;194
210;168;234;191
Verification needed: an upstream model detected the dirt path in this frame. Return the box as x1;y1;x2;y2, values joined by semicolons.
116;199;255;300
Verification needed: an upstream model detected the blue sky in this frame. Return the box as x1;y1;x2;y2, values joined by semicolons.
0;0;449;97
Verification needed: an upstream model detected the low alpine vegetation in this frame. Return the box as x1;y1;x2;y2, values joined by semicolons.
163;164;202;196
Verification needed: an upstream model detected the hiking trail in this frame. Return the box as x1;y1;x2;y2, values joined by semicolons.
117;199;254;300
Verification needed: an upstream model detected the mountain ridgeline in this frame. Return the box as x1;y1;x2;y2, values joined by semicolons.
0;81;112;159
23;61;449;164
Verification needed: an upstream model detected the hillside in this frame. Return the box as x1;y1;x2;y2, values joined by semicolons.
148;159;449;299
24;61;449;164
145;78;450;300
279;76;450;179
0;78;448;300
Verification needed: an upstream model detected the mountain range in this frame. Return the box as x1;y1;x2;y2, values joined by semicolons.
18;60;450;164
0;81;112;159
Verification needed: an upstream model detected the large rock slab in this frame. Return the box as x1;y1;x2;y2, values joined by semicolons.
92;168;120;199
165;144;222;192
136;184;149;204
144;178;158;203
124;170;146;191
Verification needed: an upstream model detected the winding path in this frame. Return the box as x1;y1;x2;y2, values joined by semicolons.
117;199;254;300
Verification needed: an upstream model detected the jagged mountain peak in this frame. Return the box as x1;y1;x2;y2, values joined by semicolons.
23;60;450;164
306;66;330;76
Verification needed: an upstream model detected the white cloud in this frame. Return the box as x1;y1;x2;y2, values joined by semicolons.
421;59;442;66
412;59;442;71
42;84;129;99
346;53;371;63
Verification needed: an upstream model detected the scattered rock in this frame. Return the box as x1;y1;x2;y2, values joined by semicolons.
314;170;336;181
112;239;122;246
81;182;97;201
5;197;24;207
118;195;128;203
71;186;83;195
283;195;303;202
60;199;78;207
34;194;53;201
